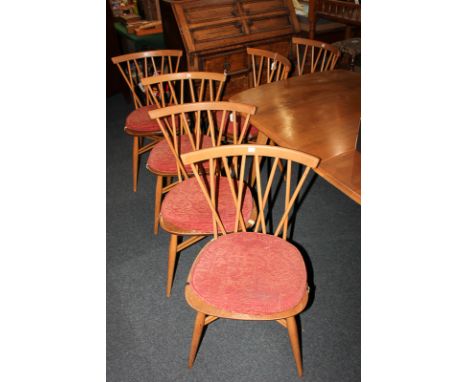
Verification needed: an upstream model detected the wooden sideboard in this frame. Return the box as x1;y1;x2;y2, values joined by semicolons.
160;0;301;98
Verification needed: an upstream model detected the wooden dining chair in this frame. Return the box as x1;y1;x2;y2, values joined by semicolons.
246;47;292;88
147;102;257;297
292;37;340;76
111;49;183;192
141;72;227;235
226;47;290;144
180;144;320;376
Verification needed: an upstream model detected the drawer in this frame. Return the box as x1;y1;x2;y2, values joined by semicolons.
201;50;249;75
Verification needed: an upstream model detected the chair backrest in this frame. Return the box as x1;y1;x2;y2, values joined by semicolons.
181;144;320;240
111;49;183;109
148;101;256;181
292;37;340;76
246;47;292;87
140;71;227;109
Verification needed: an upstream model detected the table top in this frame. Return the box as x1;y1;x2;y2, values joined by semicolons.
230;70;361;204
317;150;361;204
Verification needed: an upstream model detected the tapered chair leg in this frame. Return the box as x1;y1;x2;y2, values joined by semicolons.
132;136;139;192
166;234;178;297
188;311;206;368
286;316;303;377
154;175;163;235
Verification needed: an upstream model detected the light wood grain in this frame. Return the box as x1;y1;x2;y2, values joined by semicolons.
315;150;361;204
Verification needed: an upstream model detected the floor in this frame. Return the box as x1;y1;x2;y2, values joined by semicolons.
107;93;361;381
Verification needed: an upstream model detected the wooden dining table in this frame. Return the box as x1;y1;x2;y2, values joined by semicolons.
230;70;361;204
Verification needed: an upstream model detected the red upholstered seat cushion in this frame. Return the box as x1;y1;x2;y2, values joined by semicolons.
188;232;307;315
125;105;181;133
125;105;161;132
215;110;258;139
146;134;213;174
160;176;254;233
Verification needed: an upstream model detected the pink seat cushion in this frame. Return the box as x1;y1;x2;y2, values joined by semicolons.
126;105;180;133
125;105;161;132
189;232;307;315
215;110;258;139
147;135;213;174
161;176;254;233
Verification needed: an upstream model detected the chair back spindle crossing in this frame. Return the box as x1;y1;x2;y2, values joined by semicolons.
111;50;183;110
181;145;321;240
141;71;227;109
148;102;257;183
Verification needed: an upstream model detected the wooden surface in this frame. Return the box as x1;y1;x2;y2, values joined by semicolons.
230;69;361;204
317;150;360;204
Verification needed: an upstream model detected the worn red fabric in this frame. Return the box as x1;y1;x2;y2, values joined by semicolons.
189;232;307;315
146;135;213;174
125;105;161;132
160;176;254;233
215;110;258;139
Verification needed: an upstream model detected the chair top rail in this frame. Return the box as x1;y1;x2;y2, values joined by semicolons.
148;101;257;120
292;37;340;55
141;71;227;86
111;49;183;64
181;144;320;169
247;47;292;69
